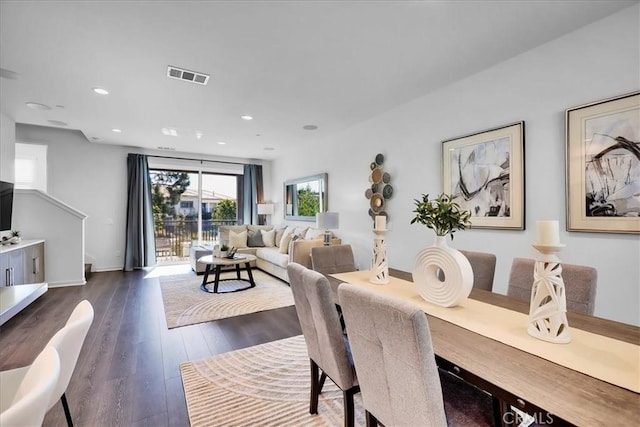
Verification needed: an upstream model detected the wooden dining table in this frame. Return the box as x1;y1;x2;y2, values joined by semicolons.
331;269;640;427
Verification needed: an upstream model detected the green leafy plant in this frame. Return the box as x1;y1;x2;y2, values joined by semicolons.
410;193;471;240
11;230;21;237
220;244;229;251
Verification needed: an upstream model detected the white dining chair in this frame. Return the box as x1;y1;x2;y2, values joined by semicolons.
0;300;94;426
0;346;60;427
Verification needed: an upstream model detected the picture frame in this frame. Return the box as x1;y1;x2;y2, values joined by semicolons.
442;121;525;230
566;91;640;234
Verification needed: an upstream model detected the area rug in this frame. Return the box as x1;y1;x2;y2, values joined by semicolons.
180;335;364;426
159;269;294;328
180;335;494;427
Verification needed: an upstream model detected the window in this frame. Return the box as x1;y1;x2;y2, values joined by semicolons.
180;201;194;208
15;143;47;192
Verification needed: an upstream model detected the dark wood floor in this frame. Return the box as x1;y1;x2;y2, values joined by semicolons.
0;268;302;426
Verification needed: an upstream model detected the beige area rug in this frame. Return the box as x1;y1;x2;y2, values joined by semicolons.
180;335;365;427
159;269;294;328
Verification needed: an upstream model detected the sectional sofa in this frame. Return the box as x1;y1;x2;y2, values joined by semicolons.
189;224;340;282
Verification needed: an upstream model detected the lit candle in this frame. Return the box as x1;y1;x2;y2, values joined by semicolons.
375;215;386;230
536;220;560;245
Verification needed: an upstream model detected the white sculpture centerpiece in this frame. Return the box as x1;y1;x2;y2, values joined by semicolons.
370;215;389;284
411;193;473;307
528;220;571;343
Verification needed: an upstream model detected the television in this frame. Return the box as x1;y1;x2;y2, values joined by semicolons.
0;180;14;232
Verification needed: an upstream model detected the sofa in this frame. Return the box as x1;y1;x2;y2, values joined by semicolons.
189;224;340;283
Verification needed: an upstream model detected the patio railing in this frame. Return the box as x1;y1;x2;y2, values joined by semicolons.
155;219;237;261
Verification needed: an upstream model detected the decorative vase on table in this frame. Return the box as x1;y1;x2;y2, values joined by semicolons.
410;193;474;307
413;235;473;307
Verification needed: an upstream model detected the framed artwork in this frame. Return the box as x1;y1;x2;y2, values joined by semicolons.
566;91;640;234
442;121;525;230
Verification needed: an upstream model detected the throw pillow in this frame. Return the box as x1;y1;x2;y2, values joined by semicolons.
274;225;286;248
278;226;296;248
247;230;265;247
229;230;248;248
261;229;276;247
278;233;294;254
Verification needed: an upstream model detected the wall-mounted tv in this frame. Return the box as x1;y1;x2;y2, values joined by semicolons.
0;180;14;232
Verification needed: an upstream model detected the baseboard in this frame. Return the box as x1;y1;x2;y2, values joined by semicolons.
94;266;124;272
47;280;87;288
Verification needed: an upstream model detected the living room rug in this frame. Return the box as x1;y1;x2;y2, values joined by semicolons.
180;335;494;427
180;335;364;426
159;269;294;329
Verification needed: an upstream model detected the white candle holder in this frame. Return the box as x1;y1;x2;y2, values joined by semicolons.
528;243;571;343
370;229;389;284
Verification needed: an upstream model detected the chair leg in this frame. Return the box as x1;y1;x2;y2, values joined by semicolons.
310;359;320;414
343;387;358;427
365;410;378;427
61;393;74;427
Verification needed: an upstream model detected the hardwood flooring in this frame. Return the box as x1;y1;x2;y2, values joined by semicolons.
0;268;302;426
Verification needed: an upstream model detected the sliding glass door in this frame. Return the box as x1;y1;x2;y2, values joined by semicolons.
151;169;238;263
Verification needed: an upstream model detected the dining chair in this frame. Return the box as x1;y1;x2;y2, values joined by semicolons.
338;282;447;427
287;263;359;427
0;346;60;427
459;249;497;291
0;300;94;427
311;244;356;304
508;257;597;315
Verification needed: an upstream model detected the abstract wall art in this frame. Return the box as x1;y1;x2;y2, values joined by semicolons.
442;122;525;230
566;91;640;234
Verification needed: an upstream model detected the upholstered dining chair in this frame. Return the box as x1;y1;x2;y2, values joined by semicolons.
459;249;497;291
0;346;60;427
508;257;597;315
311;244;356;304
287;263;359;427
0;300;94;427
338;282;447;427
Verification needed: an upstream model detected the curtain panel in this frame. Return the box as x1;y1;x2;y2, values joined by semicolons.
124;153;156;271
242;164;263;225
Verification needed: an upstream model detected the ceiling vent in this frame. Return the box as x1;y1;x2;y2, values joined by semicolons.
167;66;209;85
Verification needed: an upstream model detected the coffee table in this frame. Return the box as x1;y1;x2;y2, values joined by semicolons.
197;254;258;293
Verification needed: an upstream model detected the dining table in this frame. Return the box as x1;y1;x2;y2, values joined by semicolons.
330;269;640;427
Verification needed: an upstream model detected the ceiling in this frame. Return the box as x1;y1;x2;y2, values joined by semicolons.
1;1;636;161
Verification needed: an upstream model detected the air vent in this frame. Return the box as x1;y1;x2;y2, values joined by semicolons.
167;66;210;85
157;146;176;151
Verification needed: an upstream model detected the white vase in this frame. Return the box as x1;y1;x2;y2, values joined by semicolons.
412;235;473;307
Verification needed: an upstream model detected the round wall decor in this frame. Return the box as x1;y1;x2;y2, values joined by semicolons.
365;153;393;224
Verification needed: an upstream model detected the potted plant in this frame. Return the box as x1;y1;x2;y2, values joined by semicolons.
219;244;229;258
410;193;473;307
410;193;471;241
9;230;21;244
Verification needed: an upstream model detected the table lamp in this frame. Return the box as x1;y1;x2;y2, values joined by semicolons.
316;212;339;246
257;203;274;225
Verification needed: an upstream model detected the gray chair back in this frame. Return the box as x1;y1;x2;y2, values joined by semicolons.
287;263;356;391
459;250;497;291
338;283;447;427
507;257;597;315
311;244;356;274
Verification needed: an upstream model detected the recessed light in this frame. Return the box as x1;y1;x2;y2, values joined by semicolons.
91;137;100;141
93;87;109;95
195;131;204;139
161;127;178;136
217;141;226;145
241;115;253;121
303;124;318;130
47;120;68;126
112;128;122;133
26;102;51;110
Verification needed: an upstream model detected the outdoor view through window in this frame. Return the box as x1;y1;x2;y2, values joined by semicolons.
151;170;237;262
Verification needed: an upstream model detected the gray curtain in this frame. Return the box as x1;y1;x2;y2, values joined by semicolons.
124;153;156;271
242;164;263;225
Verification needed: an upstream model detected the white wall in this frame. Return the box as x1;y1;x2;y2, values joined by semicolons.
0;113;15;182
15;124;273;271
272;6;640;325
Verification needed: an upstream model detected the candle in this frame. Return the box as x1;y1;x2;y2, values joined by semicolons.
536;220;560;245
375;215;386;230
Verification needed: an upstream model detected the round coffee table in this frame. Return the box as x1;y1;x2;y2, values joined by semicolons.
198;254;258;293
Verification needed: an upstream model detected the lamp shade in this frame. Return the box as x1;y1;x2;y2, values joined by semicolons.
257;203;274;215
316;212;339;229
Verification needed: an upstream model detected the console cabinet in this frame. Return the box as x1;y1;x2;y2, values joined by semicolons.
0;240;45;286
